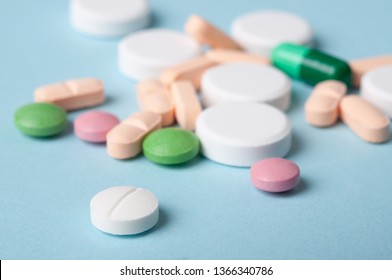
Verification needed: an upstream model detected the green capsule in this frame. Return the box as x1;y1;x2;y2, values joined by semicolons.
272;43;352;86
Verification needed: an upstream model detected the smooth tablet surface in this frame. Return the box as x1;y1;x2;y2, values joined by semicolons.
206;49;269;64
171;81;202;131
14;103;67;137
119;29;201;80
185;15;242;50
160;56;216;90
305;80;347;127
350;55;392;87
74;111;120;143
340;95;390;143
137;81;175;126
34;78;105;111
201;63;291;111
250;158;300;192
90;186;159;235
231;10;313;56
361;65;392;118
196;102;292;167
107;111;162;159
143;128;199;165
70;0;150;37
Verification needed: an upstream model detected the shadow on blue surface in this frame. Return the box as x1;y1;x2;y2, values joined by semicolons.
287;132;301;158
149;11;163;28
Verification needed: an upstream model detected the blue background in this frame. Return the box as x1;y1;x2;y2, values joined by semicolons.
1;0;392;260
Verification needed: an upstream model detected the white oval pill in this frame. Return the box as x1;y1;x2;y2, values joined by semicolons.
90;186;159;235
361;65;392;118
231;10;313;56
70;0;150;37
196;102;292;167
201;63;291;111
119;29;201;80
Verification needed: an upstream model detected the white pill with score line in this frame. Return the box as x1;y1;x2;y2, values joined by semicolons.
90;186;159;235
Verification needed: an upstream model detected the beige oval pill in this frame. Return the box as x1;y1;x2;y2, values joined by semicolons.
136;79;165;95
123;111;162;131
185;15;242;50
171;81;202;131
350;55;392;88
340;95;390;143
305;80;347;127
160;56;216;90
206;49;269;65
107;111;161;159
137;81;174;126
34;78;105;111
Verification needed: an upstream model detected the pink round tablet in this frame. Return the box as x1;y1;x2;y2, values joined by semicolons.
74;111;120;143
250;158;300;192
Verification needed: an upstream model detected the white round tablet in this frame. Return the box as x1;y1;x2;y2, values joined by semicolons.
231;10;313;56
361;65;392;118
119;29;201;80
201;63;291;111
90;186;159;235
70;0;150;37
196;102;292;167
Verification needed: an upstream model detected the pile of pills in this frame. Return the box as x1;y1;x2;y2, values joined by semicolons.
13;0;392;235
304;79;390;143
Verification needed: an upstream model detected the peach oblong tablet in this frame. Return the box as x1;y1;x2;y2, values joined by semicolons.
160;56;216;90
107;111;161;159
171;81;202;131
34;78;105;111
137;79;165;95
137;80;174;126
185;15;242;50
339;95;390;143
206;49;269;65
349;55;392;88
305;80;347;127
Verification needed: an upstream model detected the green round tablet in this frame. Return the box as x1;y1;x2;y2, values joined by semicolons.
14;103;67;137
143;128;200;165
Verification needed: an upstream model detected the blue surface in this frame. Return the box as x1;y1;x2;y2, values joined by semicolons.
1;0;392;260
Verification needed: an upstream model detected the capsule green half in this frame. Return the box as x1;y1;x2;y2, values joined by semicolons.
272;43;352;86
